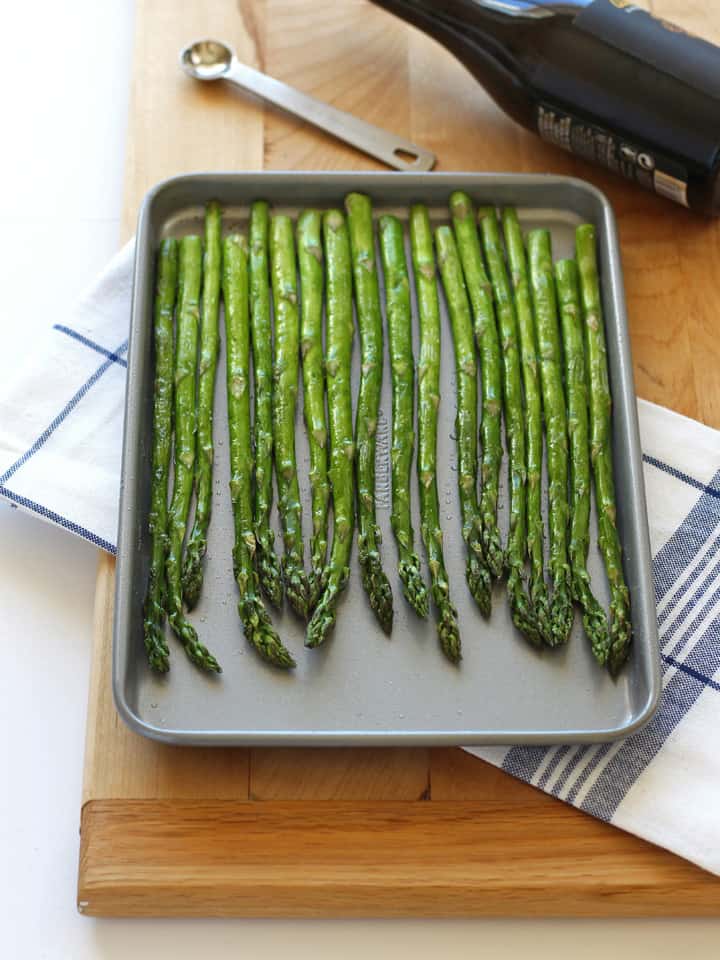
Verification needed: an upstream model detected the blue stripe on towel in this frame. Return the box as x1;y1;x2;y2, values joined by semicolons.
580;612;720;821
503;462;720;808
643;454;720;501
535;746;573;791
662;557;720;660
0;484;116;553
564;743;615;805
53;324;128;367
502;746;549;782
647;465;720;603
0;339;128;485
558;475;720;817
663;655;720;694
657;533;720;629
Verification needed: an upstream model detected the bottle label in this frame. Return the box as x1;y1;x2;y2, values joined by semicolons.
576;0;720;99
536;105;689;207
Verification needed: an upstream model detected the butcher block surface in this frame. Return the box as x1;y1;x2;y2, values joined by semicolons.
78;0;720;917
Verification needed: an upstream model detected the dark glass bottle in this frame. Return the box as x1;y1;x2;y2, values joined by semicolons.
370;0;720;215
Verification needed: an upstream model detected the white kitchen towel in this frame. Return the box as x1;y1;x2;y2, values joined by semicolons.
1;241;719;877
0;241;134;552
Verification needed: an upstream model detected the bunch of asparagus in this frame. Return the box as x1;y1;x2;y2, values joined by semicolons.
142;193;631;676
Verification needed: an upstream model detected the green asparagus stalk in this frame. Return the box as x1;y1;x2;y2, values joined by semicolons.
502;208;552;644
555;258;609;665
527;228;574;647
576;224;632;675
248;201;283;607
379;214;429;619
345;193;394;635
478;208;542;647
410;206;461;662
450;192;504;581
223;233;295;669
270;214;311;620
165;236;221;673
182;201;222;609
306;210;356;647
297;209;330;610
434;224;492;618
143;238;178;672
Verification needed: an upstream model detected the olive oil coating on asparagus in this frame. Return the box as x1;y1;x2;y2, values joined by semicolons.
450;192;503;581
379;213;429;619
345;192;394;634
223;233;295;668
297;209;330;610
410;206;461;662
270;214;311;620
143;237;178;672
555;258;609;665
527;228;574;647
479;208;542;647
166;236;221;673
306;210;356;648
182;201;222;609
248;201;284;607
576;224;632;675
435;224;492;618
502;208;552;644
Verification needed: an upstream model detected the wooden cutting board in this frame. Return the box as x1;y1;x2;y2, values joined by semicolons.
78;0;720;916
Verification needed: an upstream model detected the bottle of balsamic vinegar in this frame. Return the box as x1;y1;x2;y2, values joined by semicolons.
370;0;720;215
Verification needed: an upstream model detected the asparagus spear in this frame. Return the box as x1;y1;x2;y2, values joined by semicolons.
270;214;311;620
555;258;609;665
379;214;429;619
576;224;632;675
527;228;574;647
478;208;542;647
165;236;221;673
142;238;178;673
248;201;283;607
223;233;295;669
182;201;222;609
306;210;356;647
345;192;394;634
297;209;330;610
450;192;504;581
410;206;461;662
435;225;492;618
502;208;552;644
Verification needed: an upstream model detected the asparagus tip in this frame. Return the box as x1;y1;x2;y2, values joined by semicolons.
359;548;394;634
399;555;430;619
307;567;327;615
256;541;284;609
284;562;312;621
239;598;296;669
482;526;505;581
530;588;553;648
466;548;492;619
143;615;171;674
305;582;342;648
607;605;632;678
545;573;575;648
172;615;222;673
574;575;610;666
508;571;545;650
181;541;205;611
438;605;462;664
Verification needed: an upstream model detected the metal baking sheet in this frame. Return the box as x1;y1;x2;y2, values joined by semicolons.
113;172;660;746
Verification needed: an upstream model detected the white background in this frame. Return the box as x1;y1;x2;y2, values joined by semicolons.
1;1;719;956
